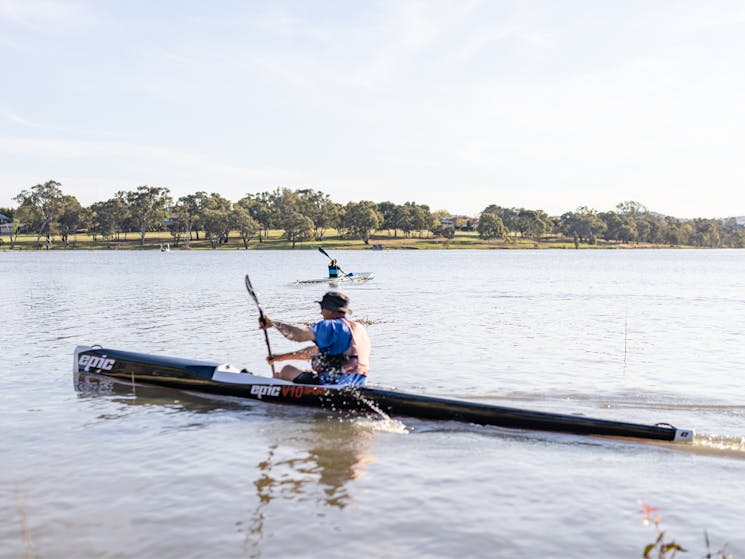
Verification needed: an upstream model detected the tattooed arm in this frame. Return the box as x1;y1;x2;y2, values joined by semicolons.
259;315;316;342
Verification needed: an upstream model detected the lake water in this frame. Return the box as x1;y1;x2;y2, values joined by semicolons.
2;248;744;558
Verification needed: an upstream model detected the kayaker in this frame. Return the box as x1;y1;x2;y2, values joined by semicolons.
328;259;341;278
259;291;370;386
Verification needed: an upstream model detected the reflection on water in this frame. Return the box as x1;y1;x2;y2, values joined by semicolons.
74;372;272;434
76;369;380;559
77;373;379;501
242;420;377;557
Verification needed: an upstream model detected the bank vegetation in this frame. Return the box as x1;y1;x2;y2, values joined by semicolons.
2;180;744;250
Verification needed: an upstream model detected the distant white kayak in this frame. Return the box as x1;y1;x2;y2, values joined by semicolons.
296;271;375;285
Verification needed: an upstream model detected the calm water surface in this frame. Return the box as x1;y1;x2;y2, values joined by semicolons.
1;249;744;558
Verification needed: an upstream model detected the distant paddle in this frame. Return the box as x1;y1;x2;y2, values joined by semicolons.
317;247;347;276
244;274;276;376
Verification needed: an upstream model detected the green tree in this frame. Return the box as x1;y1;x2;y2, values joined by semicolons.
640;213;666;244
126;186;172;246
662;216;683;245
231;206;260;249
296;189;341;240
600;211;636;243
282;211;314;248
343;201;382;244
477;212;506;240
430;209;453;237
269;188;313;247
664;218;694;246
271;187;300;218
689;218;721;247
397;204;417;237
237;192;276;241
442;226;456;239
57;195;84;248
13;180;65;248
202;209;231;248
616;200;648;217
559;206;606;245
725;228;745;248
88;201;111;241
516;209;550;239
171;191;209;247
110;192;130;240
165;210;187;246
377;201;402;237
482;205;519;238
200;193;233;247
88;194;129;241
402;202;436;238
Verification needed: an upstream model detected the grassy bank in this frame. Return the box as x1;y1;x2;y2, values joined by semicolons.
1;229;687;251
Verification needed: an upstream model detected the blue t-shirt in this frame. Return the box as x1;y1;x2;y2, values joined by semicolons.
312;318;351;355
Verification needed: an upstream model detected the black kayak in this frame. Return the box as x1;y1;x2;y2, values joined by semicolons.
73;345;695;443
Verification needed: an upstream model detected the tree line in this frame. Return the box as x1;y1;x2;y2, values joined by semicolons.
2;180;744;249
2;180;443;249
476;201;745;248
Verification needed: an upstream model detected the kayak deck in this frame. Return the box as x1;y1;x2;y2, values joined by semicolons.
73;346;694;443
296;272;375;284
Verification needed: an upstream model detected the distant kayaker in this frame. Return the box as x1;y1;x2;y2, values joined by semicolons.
259;291;370;386
328;259;341;278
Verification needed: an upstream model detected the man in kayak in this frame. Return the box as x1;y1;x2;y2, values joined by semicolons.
259;291;370;386
328;259;341;278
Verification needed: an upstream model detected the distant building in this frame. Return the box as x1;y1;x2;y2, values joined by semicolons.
0;213;12;235
735;216;745;229
439;215;478;230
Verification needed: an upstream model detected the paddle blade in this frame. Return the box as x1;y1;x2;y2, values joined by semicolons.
318;246;346;274
244;274;260;307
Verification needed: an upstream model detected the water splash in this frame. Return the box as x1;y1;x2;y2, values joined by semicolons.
690;434;745;457
351;416;409;434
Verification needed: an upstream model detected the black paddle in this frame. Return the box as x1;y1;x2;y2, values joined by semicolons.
317;247;348;276
244;274;276;376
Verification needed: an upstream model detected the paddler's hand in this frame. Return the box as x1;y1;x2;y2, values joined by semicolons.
259;315;273;329
266;354;277;365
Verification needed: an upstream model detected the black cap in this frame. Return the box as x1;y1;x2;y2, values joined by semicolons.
317;291;351;313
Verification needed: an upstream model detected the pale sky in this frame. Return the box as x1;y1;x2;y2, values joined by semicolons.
2;0;744;218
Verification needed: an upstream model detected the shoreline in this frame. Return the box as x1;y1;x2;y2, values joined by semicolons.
0;230;713;251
